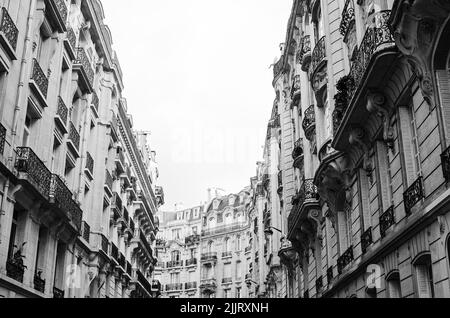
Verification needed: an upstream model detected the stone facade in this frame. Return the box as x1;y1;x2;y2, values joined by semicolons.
255;0;450;299
0;0;163;298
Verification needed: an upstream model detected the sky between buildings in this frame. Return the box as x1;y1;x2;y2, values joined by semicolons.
102;0;294;210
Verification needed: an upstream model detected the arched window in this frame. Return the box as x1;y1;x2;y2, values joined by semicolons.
208;217;216;229
413;254;434;298
207;241;213;254
386;271;402;298
224;237;231;252
171;250;180;262
225;213;232;225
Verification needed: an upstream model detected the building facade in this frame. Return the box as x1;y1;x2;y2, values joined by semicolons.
0;0;163;298
258;0;450;299
154;205;203;298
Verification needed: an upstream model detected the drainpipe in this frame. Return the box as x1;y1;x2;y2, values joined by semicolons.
76;95;89;204
9;0;37;163
0;179;10;245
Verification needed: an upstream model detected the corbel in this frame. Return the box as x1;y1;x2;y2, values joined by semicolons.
348;127;373;180
366;91;394;149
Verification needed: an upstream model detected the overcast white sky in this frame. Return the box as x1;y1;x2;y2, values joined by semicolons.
102;0;293;210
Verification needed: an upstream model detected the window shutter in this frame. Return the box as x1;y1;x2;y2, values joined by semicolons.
398;107;417;185
416;264;432;298
358;169;371;229
436;70;450;144
337;211;349;252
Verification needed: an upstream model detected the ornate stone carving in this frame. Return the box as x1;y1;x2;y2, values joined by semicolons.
348;126;373;179
366;91;394;149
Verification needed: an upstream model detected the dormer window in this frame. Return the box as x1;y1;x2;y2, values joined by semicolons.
228;196;236;205
213;200;220;210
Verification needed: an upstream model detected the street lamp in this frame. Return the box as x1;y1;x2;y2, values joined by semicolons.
264;226;283;236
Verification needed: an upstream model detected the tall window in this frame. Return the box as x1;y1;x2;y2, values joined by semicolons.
224;238;231;253
236;261;242;279
338;200;353;253
223;263;232;279
414;254;434;298
207;241;213;254
171;250;180;262
236;236;242;251
54;242;66;291
236;287;241;298
358;168;371;232
386;271;402;298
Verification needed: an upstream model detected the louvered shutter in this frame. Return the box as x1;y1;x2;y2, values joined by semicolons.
416;264;432;298
436;70;450;144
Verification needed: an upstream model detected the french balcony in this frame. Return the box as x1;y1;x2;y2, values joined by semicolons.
29;58;49;107
403;176;424;215
49;174;83;232
85;151;94;180
155;186;165;207
34;272;45;293
115;149;125;174
201;252;218;264
299;35;311;72
332;10;396;152
53;287;64;298
99;233;109;255
310;36;326;79
81;221;90;244
6;257;25;283
104;169;113;197
0;7;19;59
292;138;304;170
222;251;232;259
277;170;283;196
361;227;373;254
0;123;6;156
166;260;183;268
111;192;123;221
245;246;252;254
45;0;68;33
67;122;80;157
110;114;119;142
291;74;301;105
185;282;197;290
337;246;354;274
55;96;68;132
15;147;52;199
200;278;217;292
64;27;76;60
110;243;119;265
302;105;316;146
339;0;356;39
73;47;94;94
185;258;197;267
222;277;232;285
166;283;183;292
90;92;99;117
185;234;200;245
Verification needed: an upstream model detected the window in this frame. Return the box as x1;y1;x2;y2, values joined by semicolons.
223;289;230;298
192;226;198;235
236;261;242;279
35;226;49;280
172;228;181;240
190;248;196;259
223;263;232;279
171;250;181;262
207;241;213;254
358;168;371;231
236;287;241;298
170;272;180;284
386;271;402;298
337;199;352;253
208;217;216;229
7;209;20;260
236;236;242;251
414;254;434;298
54;241;67;291
225;213;232;225
224;238;231;253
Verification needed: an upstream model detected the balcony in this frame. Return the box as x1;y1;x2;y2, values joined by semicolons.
278;239;297;268
0;123;6;156
110;114;119;142
55;97;68;132
64;27;76;59
84;152;94;180
379;205;395;237
185;282;197;290
115;149;125;174
277;170;283;196
73;47;94;94
67;122;80;156
81;221;90;243
155;186;165;207
292;138;304;170
49;174;83;231
288;179;320;236
441;145;450;182
99;234;109;255
110;243;119;264
337;246;354;274
201;252;218;264
273;57;284;79
222;277;232;285
15;147;52;199
151;279;162;293
302;105;316;147
34;272;45;293
310;36;326;78
53;287;64;298
291;74;301;104
6;257;25;283
29;58;48;106
361;227;373;254
166;260;183;268
0;7;19;59
185;258;197;267
166;283;183;292
245;273;252;282
332;10;396;152
201;222;248;237
90;92;99;117
339;0;356;39
245;246;252;254
45;0;68;33
111;192;123;221
185;234;200;245
403;176;424;215
200;278;217;292
104;170;113;197
222;251;232;259
299;35;311;72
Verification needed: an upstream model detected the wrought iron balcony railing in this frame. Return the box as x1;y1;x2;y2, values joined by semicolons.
0;123;6;156
347;11;394;100
361;227;373;254
222;251;232;258
380;205;395;238
55;96;68;129
53;287;64;298
166;260;183;268
292;138;304;169
339;0;355;38
185;258;197;266
299;35;311;71
302;105;316;142
30;58;48;99
222;277;232;284
6;258;25;283
166;283;183;291
185;282;197;290
403;176;424;215
46;0;68;33
104;169;113;195
245;246;252;253
310;36;326;76
73;47;94;93
34;273;45;293
273;57;284;78
110;243;119;263
64;27;76;58
201;252;218;262
337;246;354;274
327;267;333;285
81;220;90;243
91;91;99;114
15;147;52;199
115;149;126;173
0;7;19;53
100;234;109;254
68;122;80;153
185;234;200;245
85;151;94;178
441;145;450;182
49;174;82;231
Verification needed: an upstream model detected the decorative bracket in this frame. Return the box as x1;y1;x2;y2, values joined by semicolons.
349;126;373;180
366;91;394;149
